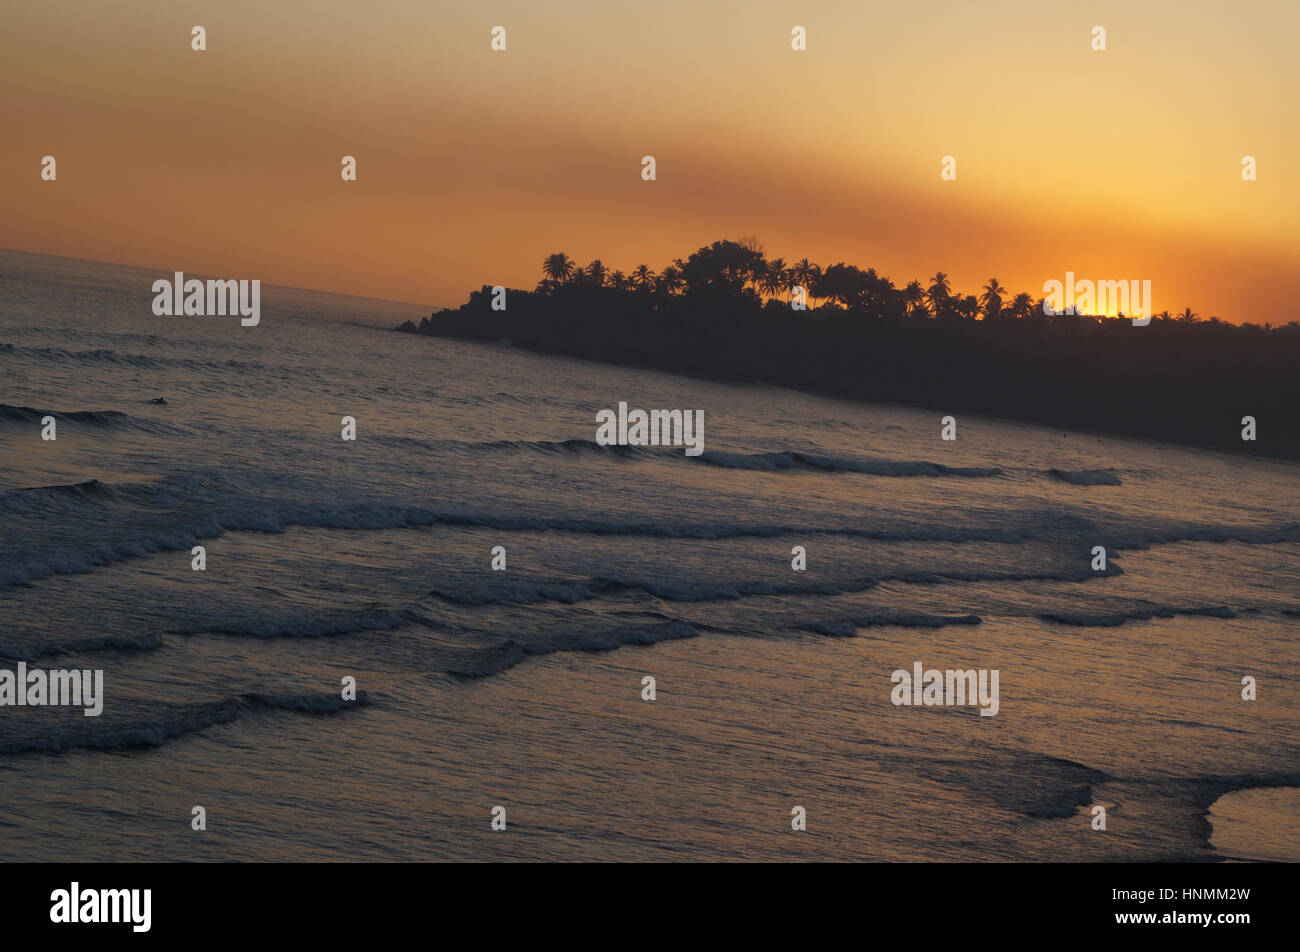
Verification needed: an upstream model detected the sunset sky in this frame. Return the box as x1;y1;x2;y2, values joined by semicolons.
3;0;1297;321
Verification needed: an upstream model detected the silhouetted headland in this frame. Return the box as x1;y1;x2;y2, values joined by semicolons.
397;240;1300;461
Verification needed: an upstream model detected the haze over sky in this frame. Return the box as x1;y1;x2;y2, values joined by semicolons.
3;0;1297;321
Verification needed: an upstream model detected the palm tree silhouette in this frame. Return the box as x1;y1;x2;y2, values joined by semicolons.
542;252;574;283
981;278;1007;318
656;265;684;298
790;259;822;308
631;264;656;290
1009;292;1034;321
926;272;951;316
790;259;812;297
780;263;794;301
761;258;787;301
523;245;1231;335
901;280;926;318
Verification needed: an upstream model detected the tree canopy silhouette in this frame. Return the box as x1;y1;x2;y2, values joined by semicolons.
397;239;1300;460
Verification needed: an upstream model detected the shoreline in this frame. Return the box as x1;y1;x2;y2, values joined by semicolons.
1208;786;1300;863
398;324;1300;467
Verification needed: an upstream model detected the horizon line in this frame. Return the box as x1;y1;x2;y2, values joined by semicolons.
0;246;448;314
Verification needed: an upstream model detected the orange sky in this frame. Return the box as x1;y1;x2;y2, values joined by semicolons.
3;0;1297;321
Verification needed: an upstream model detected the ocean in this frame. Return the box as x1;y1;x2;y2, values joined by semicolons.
1;248;1296;861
